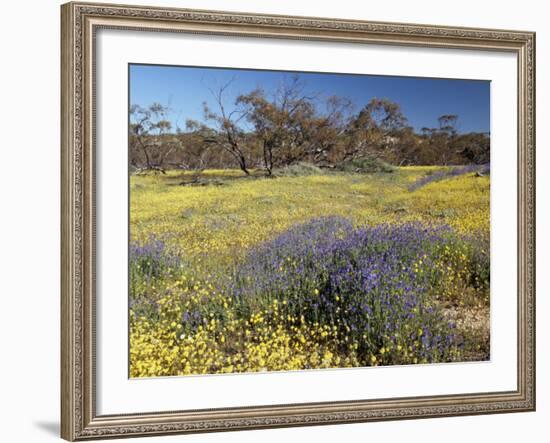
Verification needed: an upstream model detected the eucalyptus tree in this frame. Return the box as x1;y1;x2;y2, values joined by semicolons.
129;103;181;173
201;80;251;175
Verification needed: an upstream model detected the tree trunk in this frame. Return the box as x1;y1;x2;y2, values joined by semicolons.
238;155;250;176
263;141;273;176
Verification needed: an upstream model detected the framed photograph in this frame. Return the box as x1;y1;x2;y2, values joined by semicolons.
61;1;535;440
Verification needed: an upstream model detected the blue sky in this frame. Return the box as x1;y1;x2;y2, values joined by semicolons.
129;64;490;134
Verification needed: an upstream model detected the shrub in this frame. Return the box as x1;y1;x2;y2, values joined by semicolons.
337;156;395;173
274;162;323;176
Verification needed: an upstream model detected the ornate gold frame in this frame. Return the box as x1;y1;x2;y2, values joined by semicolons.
61;2;536;440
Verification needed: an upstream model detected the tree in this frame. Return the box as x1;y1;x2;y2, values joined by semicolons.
341;98;407;162
129;103;181;173
438;114;459;136
390;126;420;166
304;95;353;165
452;132;490;164
237;76;319;175
366;98;408;133
130;91;489;172
202;80;251;175
236;89;280;176
416;115;462;165
177;119;218;180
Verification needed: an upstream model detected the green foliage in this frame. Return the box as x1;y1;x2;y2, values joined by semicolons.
131;89;490;177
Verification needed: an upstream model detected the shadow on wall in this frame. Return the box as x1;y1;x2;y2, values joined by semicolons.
33;421;59;437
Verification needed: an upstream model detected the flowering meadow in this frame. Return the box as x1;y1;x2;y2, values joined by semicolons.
129;167;490;377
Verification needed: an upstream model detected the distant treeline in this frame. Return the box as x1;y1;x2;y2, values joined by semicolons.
129;77;490;175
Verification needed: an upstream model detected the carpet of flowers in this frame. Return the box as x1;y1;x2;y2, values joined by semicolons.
129;167;490;377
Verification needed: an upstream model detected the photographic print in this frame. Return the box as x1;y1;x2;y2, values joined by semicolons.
128;64;491;378
61;5;536;439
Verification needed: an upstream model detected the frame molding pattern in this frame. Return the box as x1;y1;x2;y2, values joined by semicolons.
61;2;535;440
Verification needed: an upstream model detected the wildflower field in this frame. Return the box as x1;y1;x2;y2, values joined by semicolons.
129;166;490;377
